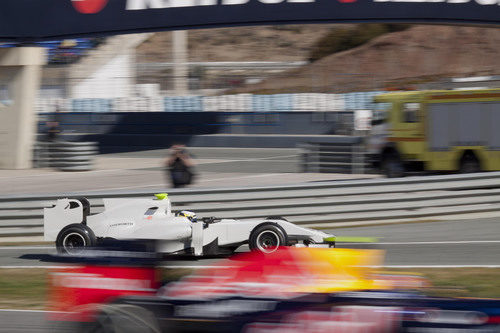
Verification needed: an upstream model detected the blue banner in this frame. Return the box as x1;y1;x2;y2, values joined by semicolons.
1;0;500;41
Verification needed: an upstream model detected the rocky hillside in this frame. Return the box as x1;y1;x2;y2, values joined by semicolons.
137;25;336;62
229;25;500;93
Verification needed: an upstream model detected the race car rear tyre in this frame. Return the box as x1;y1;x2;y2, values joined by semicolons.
56;223;96;255
249;224;287;254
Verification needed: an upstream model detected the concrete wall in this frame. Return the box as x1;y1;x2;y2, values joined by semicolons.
0;48;45;169
38;111;354;152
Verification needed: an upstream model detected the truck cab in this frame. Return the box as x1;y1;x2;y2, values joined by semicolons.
369;88;500;176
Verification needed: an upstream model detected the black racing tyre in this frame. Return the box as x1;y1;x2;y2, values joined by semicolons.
56;223;96;255
249;224;287;254
83;304;160;333
459;154;481;173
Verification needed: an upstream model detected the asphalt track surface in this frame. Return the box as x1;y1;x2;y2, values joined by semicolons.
1;218;500;268
0;148;496;331
1;218;500;332
0;310;74;333
0;148;377;195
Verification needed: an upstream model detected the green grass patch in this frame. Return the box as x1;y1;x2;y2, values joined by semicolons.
0;242;51;246
160;268;194;282
334;236;379;243
1;267;500;310
395;268;500;299
0;269;48;310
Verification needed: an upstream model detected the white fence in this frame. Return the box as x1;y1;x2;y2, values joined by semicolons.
35;91;384;113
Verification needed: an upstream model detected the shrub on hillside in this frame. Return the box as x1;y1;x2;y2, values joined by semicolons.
308;24;410;62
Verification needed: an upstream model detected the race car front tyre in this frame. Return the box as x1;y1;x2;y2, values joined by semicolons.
84;304;160;333
56;223;96;255
249;224;287;254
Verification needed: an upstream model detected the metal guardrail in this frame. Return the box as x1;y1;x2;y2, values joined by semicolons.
33;141;98;171
2;172;500;239
300;141;372;174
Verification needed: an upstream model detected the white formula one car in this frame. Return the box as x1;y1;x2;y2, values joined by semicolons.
44;194;335;256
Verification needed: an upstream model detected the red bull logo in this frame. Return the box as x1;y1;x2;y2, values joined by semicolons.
71;0;109;14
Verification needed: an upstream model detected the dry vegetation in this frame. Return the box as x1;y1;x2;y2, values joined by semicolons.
137;25;337;62
230;25;500;93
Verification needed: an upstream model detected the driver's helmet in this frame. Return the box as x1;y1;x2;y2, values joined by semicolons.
177;210;197;222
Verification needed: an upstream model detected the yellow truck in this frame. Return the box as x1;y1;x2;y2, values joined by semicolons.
368;88;500;177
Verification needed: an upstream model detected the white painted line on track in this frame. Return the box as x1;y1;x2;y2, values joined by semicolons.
198;173;283;183
346;240;500;245
160;265;236;269
196;159;296;164
0;309;71;313
3;264;500;269
0;265;234;269
2;241;498;250
82;184;164;192
373;265;500;268
0;266;77;269
0;168;124;180
158;265;500;269
0;246;54;250
77;173;286;191
195;154;300;165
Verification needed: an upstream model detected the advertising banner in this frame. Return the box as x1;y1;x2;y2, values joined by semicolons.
2;0;500;41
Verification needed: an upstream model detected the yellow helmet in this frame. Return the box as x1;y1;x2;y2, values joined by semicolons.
177;210;197;222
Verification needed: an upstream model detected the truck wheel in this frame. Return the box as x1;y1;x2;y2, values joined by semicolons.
460;154;481;173
249;224;287;254
56;223;96;255
381;154;404;178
